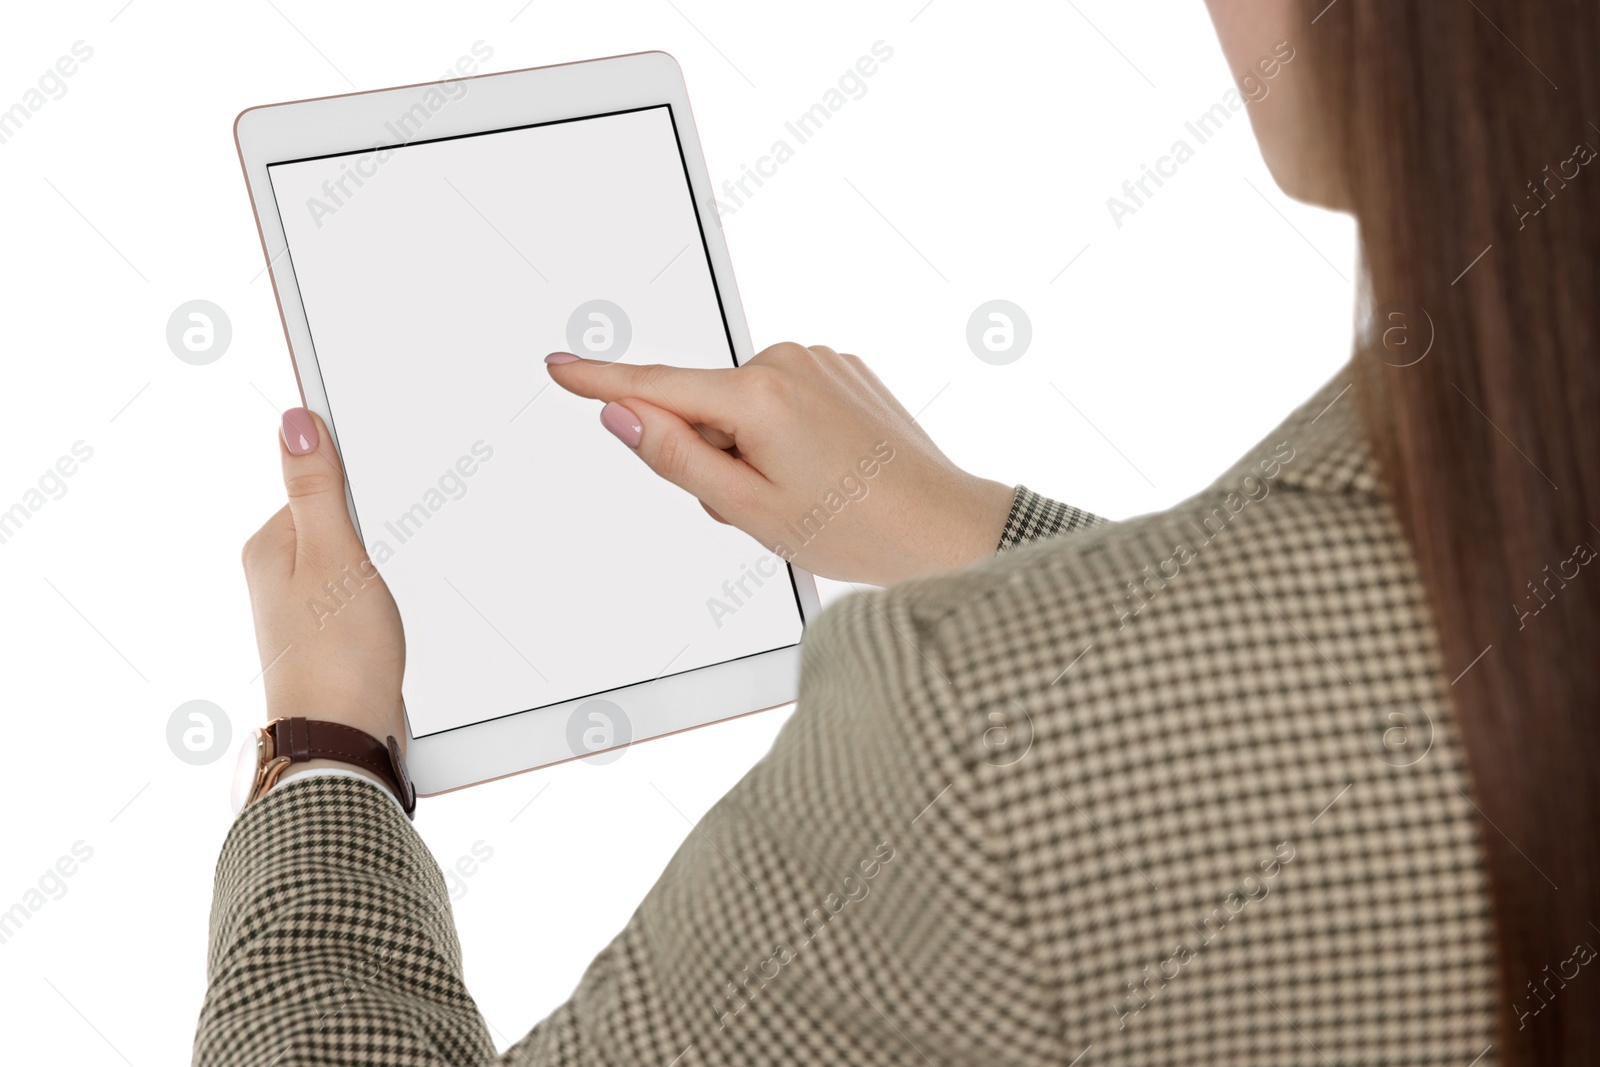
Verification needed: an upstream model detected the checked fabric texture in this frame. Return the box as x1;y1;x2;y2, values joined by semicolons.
194;366;1499;1066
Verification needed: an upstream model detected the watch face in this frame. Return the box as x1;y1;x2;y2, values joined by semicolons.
229;730;265;814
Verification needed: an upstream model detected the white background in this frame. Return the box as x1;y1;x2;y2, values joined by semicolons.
0;1;1354;1062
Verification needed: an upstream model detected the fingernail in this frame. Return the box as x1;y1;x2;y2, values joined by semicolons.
281;408;318;455
545;351;580;365
600;402;643;448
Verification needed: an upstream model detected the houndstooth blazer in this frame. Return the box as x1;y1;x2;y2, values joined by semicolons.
194;366;1499;1066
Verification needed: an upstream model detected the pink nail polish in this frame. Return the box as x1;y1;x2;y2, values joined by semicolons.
282;408;318;455
600;402;643;448
545;352;580;365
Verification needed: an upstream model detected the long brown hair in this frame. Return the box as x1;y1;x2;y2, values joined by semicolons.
1310;1;1600;1060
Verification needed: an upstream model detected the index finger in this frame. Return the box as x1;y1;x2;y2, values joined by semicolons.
544;354;744;432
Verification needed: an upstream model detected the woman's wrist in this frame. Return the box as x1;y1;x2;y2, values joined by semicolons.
271;757;392;793
263;701;407;757
953;476;1019;565
907;475;1015;580
253;715;413;813
870;475;1015;586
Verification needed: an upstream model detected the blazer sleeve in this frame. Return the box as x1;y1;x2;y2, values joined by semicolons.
996;485;1106;551
193;777;499;1066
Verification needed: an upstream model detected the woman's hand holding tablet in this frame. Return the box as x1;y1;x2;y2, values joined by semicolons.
241;408;410;777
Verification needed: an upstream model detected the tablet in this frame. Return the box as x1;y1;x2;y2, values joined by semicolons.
234;52;819;795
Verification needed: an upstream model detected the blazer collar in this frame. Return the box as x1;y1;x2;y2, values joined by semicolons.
1224;362;1383;499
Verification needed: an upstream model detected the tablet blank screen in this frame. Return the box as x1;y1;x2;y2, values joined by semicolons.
266;105;804;738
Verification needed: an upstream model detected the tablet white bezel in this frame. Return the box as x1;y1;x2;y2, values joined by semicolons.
234;51;821;795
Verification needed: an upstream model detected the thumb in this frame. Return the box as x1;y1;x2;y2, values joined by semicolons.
279;407;360;553
600;398;763;521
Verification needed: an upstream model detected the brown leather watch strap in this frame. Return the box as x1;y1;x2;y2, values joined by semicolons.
268;717;416;819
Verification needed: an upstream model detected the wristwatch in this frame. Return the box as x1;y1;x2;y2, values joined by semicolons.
231;717;416;819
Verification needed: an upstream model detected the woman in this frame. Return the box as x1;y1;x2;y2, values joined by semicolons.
197;1;1598;1063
